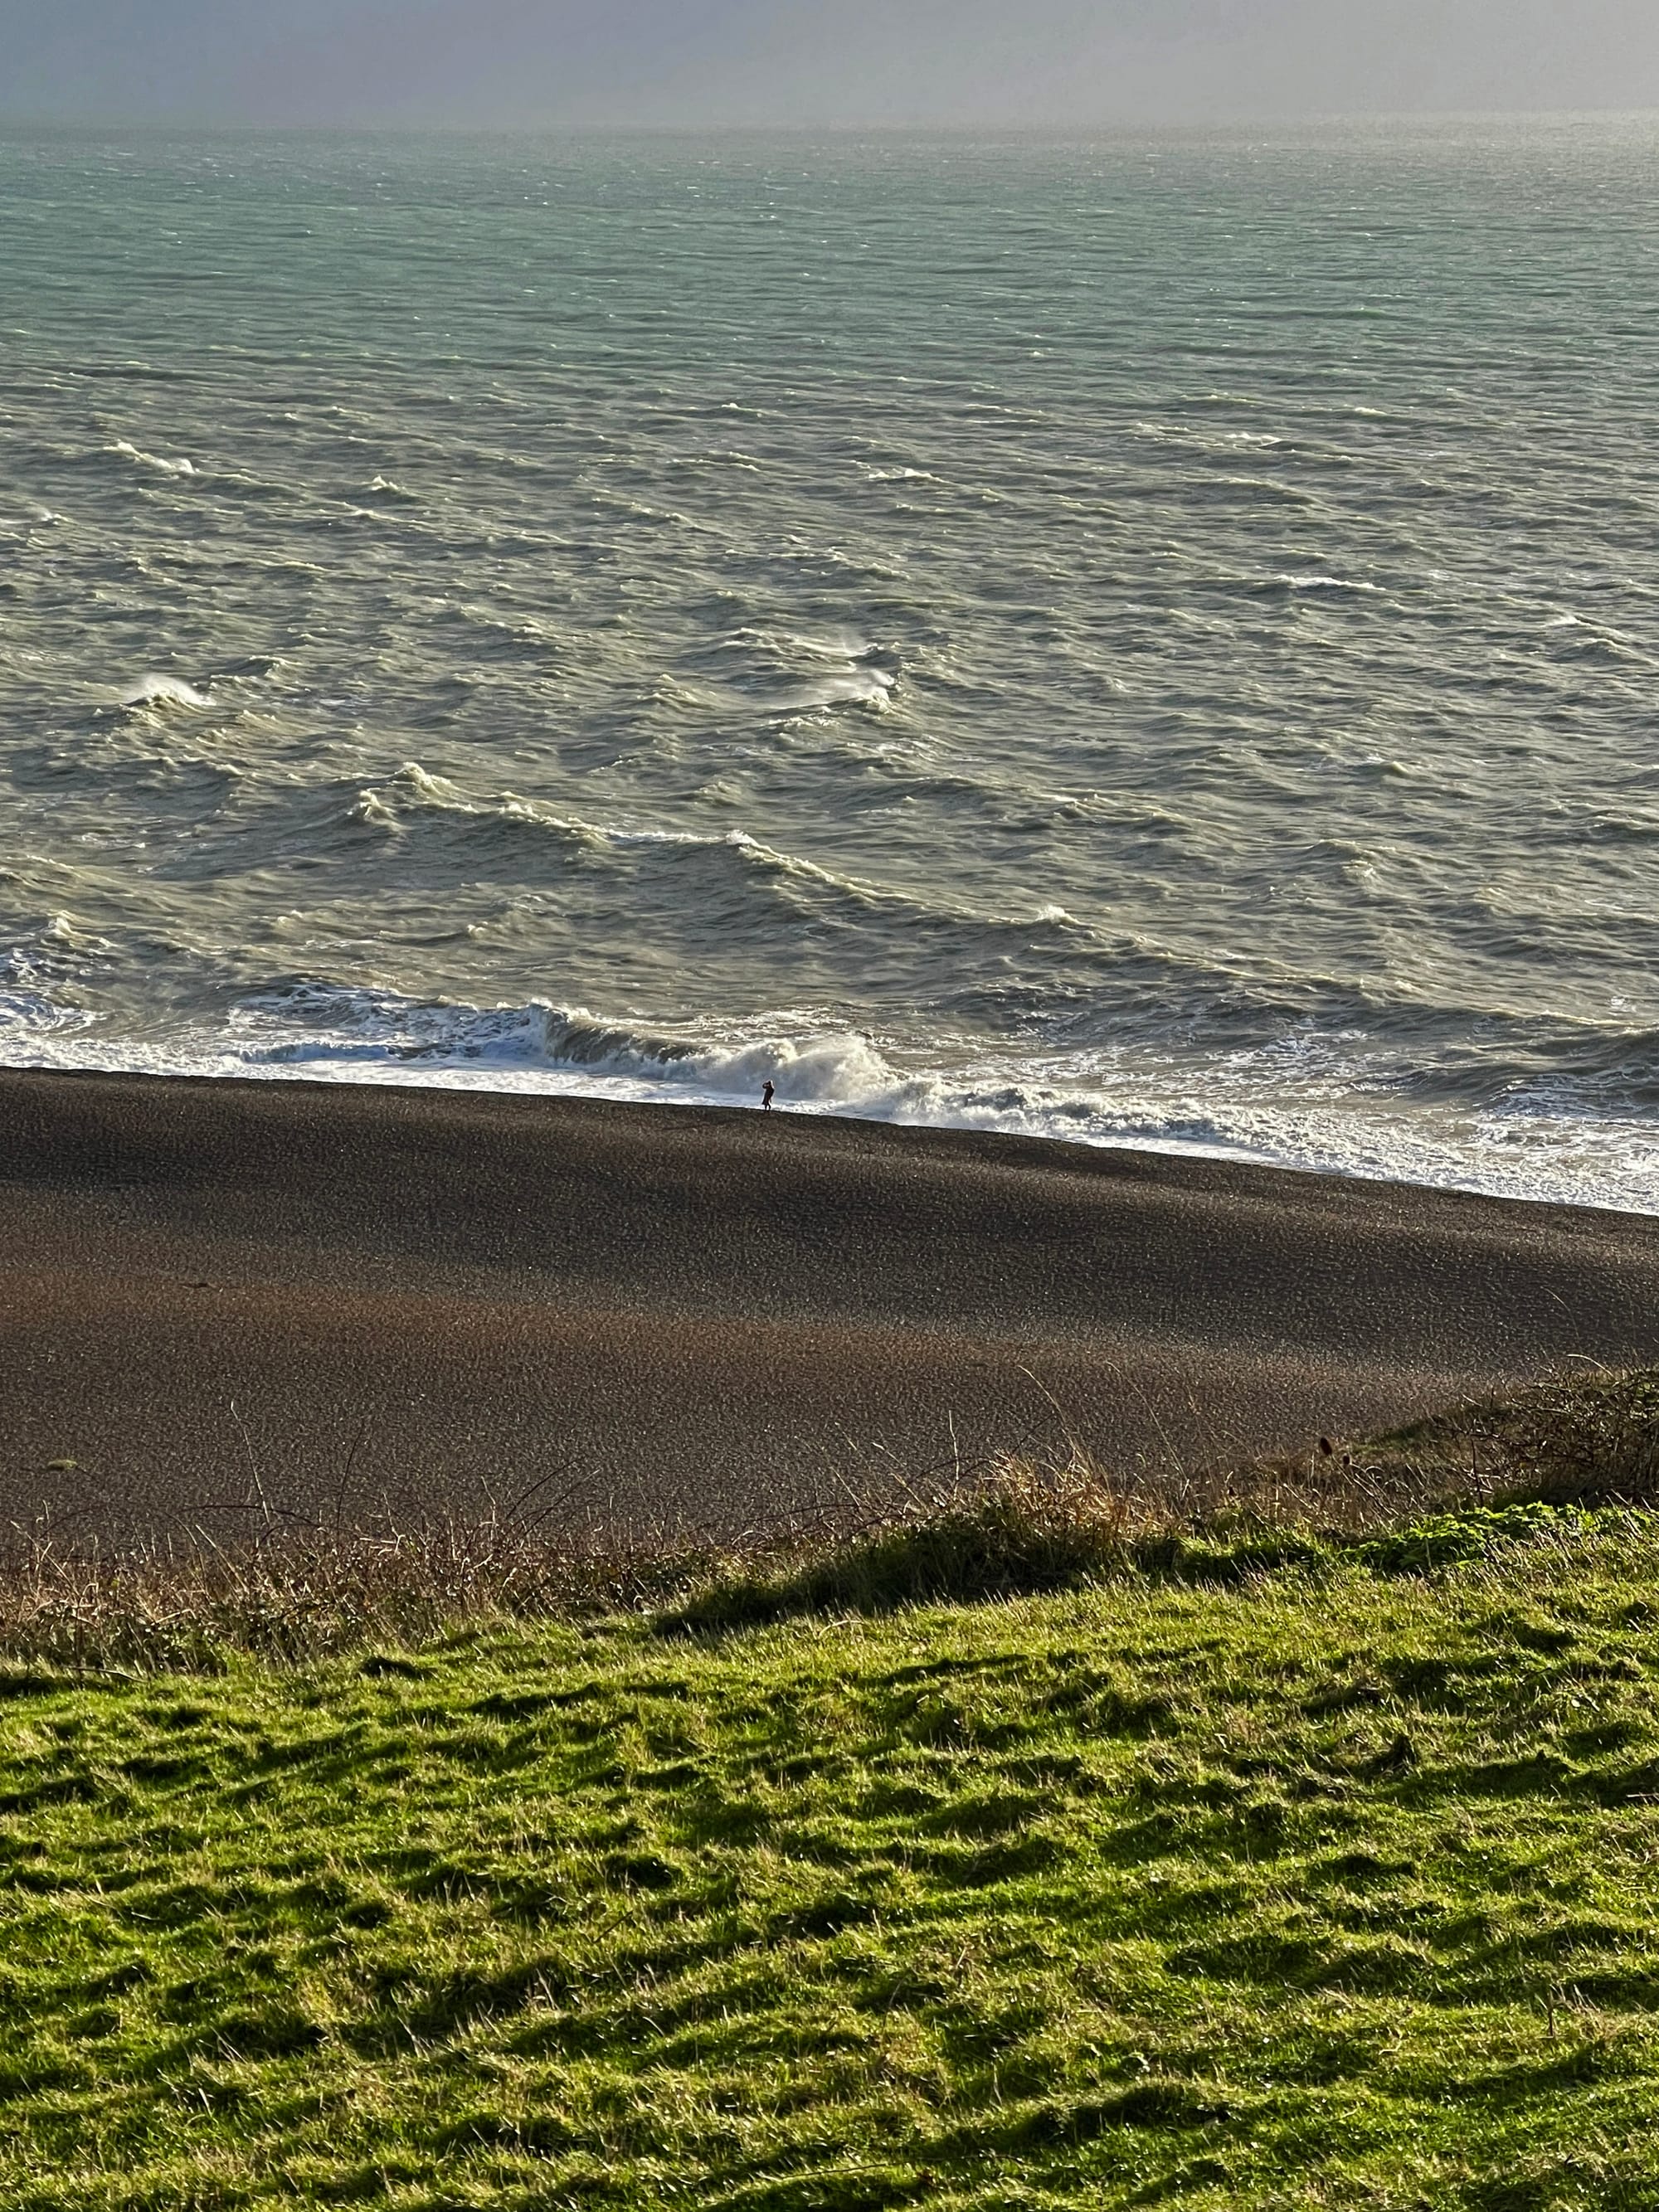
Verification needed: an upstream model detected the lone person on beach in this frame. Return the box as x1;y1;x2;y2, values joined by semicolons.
761;1081;775;1112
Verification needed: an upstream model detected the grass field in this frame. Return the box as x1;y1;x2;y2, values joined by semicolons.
7;1486;1659;2209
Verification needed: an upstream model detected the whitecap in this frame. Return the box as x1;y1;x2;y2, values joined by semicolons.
724;625;880;663
226;987;911;1115
780;630;882;660
42;913;113;955
347;764;615;855
780;668;896;712
120;673;213;708
348;790;401;829
392;761;462;804
108;440;195;477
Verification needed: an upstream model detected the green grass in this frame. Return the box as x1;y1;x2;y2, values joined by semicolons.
8;1510;1659;2209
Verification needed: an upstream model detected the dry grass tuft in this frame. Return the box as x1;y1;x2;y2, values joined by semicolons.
2;1369;1654;1670
0;1513;714;1675
1348;1364;1659;1507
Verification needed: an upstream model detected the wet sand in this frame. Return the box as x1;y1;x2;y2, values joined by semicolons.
2;1067;1657;1545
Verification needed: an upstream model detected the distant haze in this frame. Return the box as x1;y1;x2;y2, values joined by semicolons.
2;0;1656;129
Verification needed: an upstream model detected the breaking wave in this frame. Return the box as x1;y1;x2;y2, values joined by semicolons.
107;440;196;477
120;673;214;709
4;976;1653;1215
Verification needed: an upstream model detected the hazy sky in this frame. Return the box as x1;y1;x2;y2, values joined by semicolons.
2;0;1655;129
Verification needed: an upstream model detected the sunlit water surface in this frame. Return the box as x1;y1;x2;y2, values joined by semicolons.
2;120;1656;1208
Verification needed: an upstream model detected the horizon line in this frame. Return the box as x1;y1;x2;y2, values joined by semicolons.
2;102;1658;138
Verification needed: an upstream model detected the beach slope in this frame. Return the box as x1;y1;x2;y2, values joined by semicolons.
2;1068;1657;1543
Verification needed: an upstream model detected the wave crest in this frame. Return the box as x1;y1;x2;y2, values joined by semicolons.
107;440;195;477
121;673;213;709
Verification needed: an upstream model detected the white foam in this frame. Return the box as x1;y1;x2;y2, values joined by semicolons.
41;913;113;955
346;763;619;853
782;667;896;711
348;789;401;829
109;440;195;477
0;948;95;1038
7;983;1652;1218
120;674;213;709
720;626;897;714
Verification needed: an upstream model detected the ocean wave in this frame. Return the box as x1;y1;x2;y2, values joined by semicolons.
0;943;96;1038
6;125;1657;1230
715;626;900;712
106;440;196;477
345;763;613;856
716;831;1034;934
779;667;896;711
212;989;1155;1136
120;673;214;709
3;975;1656;1214
328;774;1020;935
221;987;904;1106
0;985;86;1036
197;980;1659;1134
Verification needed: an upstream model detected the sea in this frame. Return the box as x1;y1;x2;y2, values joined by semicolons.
2;118;1656;1211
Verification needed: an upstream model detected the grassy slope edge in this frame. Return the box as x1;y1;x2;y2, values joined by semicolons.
7;1519;1659;2210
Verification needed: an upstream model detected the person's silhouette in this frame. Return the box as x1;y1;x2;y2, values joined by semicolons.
761;1081;775;1112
